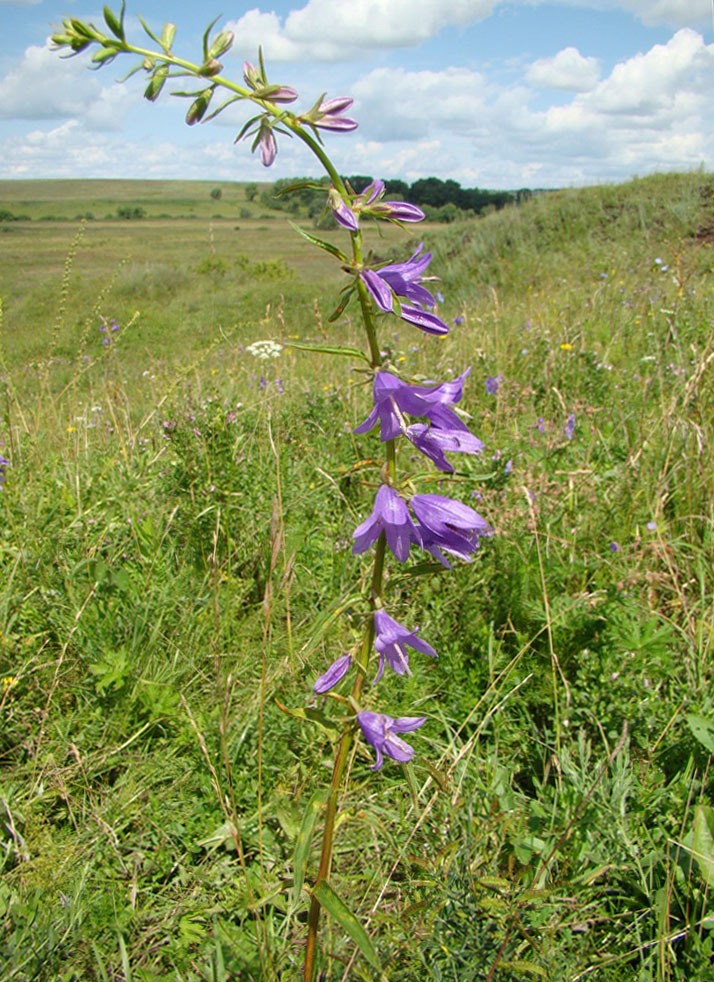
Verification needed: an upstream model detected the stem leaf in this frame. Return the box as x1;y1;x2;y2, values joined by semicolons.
284;340;369;364
292;788;329;905
288;221;349;262
274;700;340;741
311;880;383;973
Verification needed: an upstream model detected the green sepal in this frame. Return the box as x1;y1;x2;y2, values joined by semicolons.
90;47;119;68
288;221;349;262
311;881;384;974
201;15;222;62
284;340;370;365
138;16;163;47
185;88;214;125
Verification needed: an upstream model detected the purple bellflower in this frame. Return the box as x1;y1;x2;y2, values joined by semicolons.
406;422;483;473
373;610;437;682
301;96;358;132
331;180;426;232
485;374;503;395
314;653;352;694
564;413;576;440
411;493;492;567
252;119;277;167
355;370;473;442
0;454;9;489
352;484;417;562
361;245;449;335
357;711;427;770
242;61;298;103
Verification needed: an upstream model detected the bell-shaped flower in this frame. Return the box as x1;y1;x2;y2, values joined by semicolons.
313;654;352;694
410;493;492;567
406;422;484;473
373;610;437;682
352;484;418;562
357;711;427;770
300;95;358;132
355;370;473;442
360;245;448;335
243;61;298;103
333;180;425;231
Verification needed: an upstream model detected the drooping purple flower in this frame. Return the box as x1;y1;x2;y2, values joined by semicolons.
355;370;473;442
485;374;503;395
357;711;427;770
330;180;425;232
255;122;277;167
352;484;418;562
373;610;437;682
406;422;483;473
360;245;449;335
328;187;359;231
314;654;352;694
563;413;576;440
410;493;492;567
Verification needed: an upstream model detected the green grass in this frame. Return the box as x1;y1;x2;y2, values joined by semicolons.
1;172;714;980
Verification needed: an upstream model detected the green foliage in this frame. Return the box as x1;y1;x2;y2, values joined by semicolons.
1;171;714;979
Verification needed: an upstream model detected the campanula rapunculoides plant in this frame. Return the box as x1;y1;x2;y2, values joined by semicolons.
52;7;491;976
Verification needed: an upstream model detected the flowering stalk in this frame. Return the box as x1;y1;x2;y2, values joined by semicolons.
52;10;490;978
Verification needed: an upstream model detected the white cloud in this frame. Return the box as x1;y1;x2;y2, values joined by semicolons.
526;47;600;91
0;43;137;127
227;0;496;61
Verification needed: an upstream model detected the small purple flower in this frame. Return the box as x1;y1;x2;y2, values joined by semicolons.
256;122;277;167
535;417;546;433
0;454;10;488
259;375;268;390
360;244;449;335
331;180;425;231
453;315;464;326
275;377;284;394
373;610;437;682
485;374;503;395
564;413;576;440
411;493;492;567
646;521;657;531
242;62;298;103
609;541;621;552
314;654;352;694
352;484;418;562
302;96;358;131
357;711;427;770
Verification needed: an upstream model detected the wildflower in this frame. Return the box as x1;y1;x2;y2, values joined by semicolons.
535;417;546;433
255;120;277;167
329;180;425;232
352;484;418;562
410;493;492;567
301;95;358;131
646;521;657;531
357;711;427;770
355;370;473;442
242;61;298;103
453;315;464;325
361;244;449;335
314;654;352;694
485;374;503;395
246;340;283;359
609;541;621;552
560;342;573;351
405;422;483;473
373;610;437;682
0;454;9;488
563;413;576;440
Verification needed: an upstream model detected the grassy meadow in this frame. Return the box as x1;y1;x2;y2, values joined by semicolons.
1;172;714;980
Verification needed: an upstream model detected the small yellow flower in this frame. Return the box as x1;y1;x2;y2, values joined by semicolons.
560;342;573;351
66;426;76;433
2;676;17;690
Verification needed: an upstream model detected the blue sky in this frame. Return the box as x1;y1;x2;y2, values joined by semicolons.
1;0;713;187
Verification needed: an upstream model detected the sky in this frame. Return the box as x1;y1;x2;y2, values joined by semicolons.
1;0;713;188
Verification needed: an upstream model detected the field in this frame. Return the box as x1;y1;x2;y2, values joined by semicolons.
1;172;714;980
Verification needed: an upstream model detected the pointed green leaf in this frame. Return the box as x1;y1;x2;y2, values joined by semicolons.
284;340;370;364
292;789;328;905
691;805;714;887
138;16;163;47
686;714;714;755
311;880;383;973
160;22;177;52
274;700;340;741
288;221;349;262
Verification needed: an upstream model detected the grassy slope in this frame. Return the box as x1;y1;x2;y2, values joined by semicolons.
1;172;714;981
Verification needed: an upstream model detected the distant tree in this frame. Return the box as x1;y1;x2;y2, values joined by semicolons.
210;187;222;200
244;183;258;201
383;178;409;199
116;205;146;219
